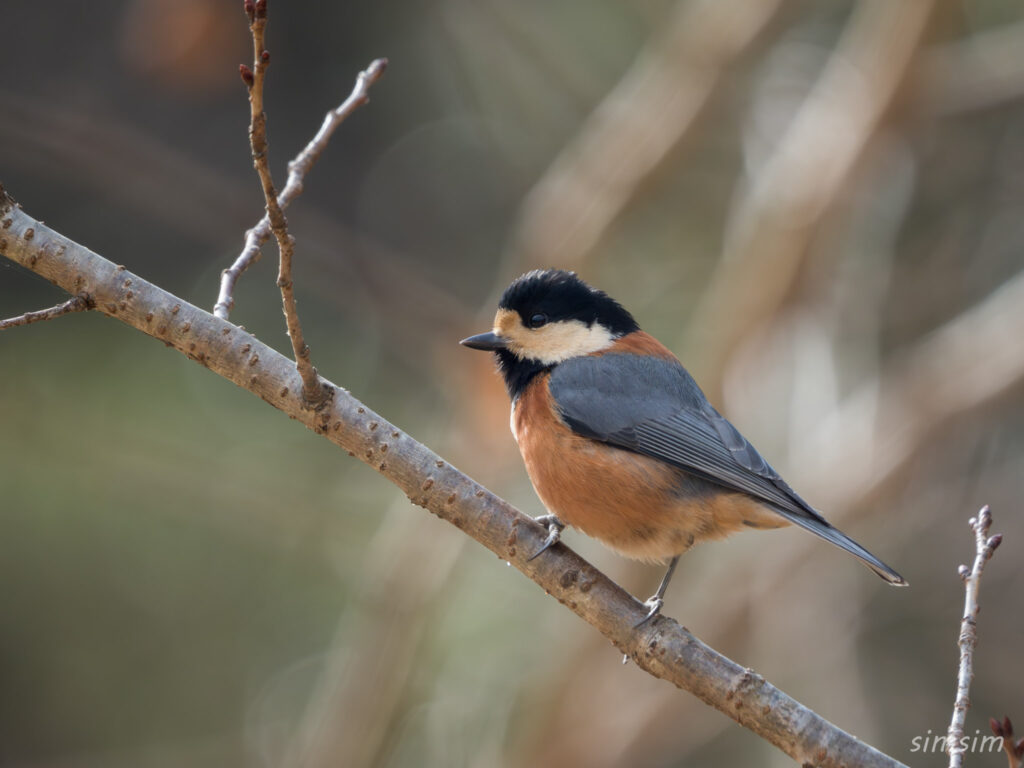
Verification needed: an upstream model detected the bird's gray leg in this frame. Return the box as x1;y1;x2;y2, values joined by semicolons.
634;555;680;627
527;514;565;561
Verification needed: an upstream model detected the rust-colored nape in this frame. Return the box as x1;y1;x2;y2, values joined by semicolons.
597;330;678;361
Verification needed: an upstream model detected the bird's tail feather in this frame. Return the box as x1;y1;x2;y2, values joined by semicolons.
776;509;907;586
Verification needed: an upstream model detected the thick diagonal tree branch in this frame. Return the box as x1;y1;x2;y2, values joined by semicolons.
0;183;906;768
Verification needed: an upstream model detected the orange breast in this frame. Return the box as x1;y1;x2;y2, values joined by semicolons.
513;371;785;564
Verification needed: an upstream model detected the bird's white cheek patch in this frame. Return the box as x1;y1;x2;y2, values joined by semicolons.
493;310;615;365
526;321;614;364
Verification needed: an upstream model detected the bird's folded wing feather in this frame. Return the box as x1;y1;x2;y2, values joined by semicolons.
548;353;825;524
549;352;908;586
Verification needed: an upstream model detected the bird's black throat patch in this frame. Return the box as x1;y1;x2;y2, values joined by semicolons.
495;348;551;401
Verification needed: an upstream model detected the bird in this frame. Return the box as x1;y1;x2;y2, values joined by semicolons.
460;269;906;624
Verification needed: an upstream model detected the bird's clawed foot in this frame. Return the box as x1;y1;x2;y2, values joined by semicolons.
633;554;679;627
634;595;664;627
527;514;565;561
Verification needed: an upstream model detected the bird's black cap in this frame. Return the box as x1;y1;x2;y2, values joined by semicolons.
498;269;639;336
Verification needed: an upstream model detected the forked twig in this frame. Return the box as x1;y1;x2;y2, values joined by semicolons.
947;505;1002;768
214;56;386;321
238;0;324;405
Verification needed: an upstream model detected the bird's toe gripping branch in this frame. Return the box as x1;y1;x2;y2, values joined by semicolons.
634;554;681;627
528;514;565;561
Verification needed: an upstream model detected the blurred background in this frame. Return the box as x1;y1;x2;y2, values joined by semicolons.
2;0;1023;766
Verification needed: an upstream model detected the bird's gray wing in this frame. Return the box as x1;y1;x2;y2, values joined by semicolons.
548;353;819;521
548;352;907;585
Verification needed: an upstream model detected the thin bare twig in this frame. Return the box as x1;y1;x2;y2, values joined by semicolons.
238;0;325;406
1;183;908;768
0;295;89;330
947;506;1002;768
214;56;387;320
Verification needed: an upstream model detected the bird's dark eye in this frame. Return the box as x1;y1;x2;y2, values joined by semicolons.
528;313;548;329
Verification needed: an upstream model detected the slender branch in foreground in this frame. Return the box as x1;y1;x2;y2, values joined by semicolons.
0;184;907;768
947;506;1002;768
214;56;387;321
0;295;89;330
239;0;324;406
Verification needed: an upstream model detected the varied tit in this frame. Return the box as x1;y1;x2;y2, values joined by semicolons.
461;269;906;624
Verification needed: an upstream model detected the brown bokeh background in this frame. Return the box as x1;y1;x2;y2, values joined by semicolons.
2;1;1024;766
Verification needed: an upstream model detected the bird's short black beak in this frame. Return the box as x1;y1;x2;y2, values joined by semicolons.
460;331;508;351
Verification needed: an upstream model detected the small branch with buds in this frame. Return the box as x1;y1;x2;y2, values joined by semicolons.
947;505;1003;768
214;59;387;321
238;0;325;406
990;716;1024;768
0;295;90;330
